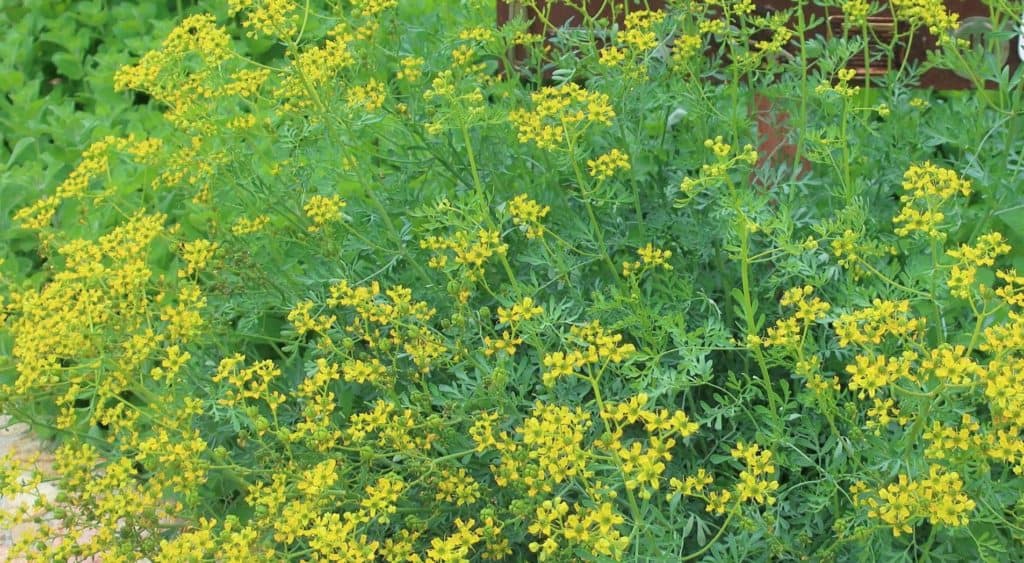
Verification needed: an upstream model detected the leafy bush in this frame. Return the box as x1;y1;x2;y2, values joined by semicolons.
0;0;194;282
3;0;1024;560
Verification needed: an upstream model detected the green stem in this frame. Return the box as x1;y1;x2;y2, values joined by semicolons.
790;0;809;180
460;125;520;289
566;137;617;278
681;502;741;561
929;238;945;344
853;257;929;298
362;190;433;283
738;220;777;414
585;374;643;534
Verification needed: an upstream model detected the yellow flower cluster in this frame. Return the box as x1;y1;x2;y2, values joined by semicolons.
353;0;398;18
815;68;860;97
484;331;522;357
491;402;593;496
151;136;223;198
981;355;1024;428
922;414;983;459
612;436;672;499
342;357;391;387
326;280;443;373
671;33;704;65
212;354;287;411
149;344;191;383
921;344;982;386
624;10;665;35
274;24;357;113
705;135;733;158
751;15;794;56
397;55;424;81
179;239;219;277
833;299;925;347
423;518;485;561
18;443;176;560
603;393;700;438
527;498;630;561
224;68;270;98
134;427;210;492
303;194;347;232
113;15;233;130
497;296;544;325
893;162;972;240
541;321;636;386
0;212;188;434
587;148;631;180
420;229;509;281
732;442;780;506
945;232;1012;299
434;467;481;506
361;475;405;524
981;311;1024;353
669;467;714;499
14;136;140;230
508;83;615;151
845;351;916;399
995;269;1024;308
345;399;438;454
761;286;830;348
622;242;673;277
866;397;906;435
679;136;758;199
451;44;478;68
347;78;387;112
288;299;337;335
619;10;665;52
231;214;271;235
229;0;300;40
863;465;975;536
507;193;550;239
59;136;128;198
829;228;889;278
841;0;871;24
422;70;487;133
598;45;627;67
983;426;1024;472
891;0;960;41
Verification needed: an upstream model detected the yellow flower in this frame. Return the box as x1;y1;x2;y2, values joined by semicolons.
672;34;703;64
623;242;672;277
865;465;975;536
303;194;347;232
397;56;424;81
507;194;550;238
893;162;972;240
706;489;733;514
598;46;627;67
497;296;544;325
435;467;481;506
179;239;219;277
347;78;387;112
509;83;615;151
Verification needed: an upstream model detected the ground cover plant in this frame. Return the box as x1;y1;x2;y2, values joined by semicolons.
2;0;1024;560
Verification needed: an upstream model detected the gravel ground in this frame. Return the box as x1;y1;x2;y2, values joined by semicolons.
0;415;60;562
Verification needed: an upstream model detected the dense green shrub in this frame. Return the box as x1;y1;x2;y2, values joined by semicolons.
0;1;197;282
3;0;1024;560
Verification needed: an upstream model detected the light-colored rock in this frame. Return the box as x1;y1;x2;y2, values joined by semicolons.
1;415;62;562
